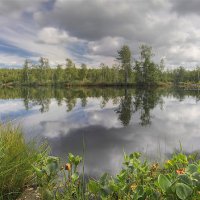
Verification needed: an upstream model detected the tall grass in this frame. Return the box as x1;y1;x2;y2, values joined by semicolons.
0;123;46;200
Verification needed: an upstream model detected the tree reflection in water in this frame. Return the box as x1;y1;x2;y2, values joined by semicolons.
115;88;132;126
1;86;200;126
132;88;164;126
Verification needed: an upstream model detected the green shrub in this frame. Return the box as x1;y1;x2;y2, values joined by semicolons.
33;152;83;199
86;152;200;199
33;151;200;199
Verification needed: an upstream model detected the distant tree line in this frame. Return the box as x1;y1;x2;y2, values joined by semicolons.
0;45;200;86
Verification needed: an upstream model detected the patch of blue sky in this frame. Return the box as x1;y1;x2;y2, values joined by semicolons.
0;40;38;58
65;107;89;124
21;11;34;22
41;0;56;11
0;99;40;122
68;42;87;55
0;108;37;123
67;43;92;64
21;0;55;21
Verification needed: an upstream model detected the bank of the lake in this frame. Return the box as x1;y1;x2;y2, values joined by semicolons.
1;123;200;200
3;81;200;90
0;81;172;87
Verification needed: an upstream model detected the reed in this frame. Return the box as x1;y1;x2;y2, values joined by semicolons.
0;123;46;200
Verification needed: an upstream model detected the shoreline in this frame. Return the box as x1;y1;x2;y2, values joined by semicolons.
0;81;172;88
2;82;200;90
1;124;200;200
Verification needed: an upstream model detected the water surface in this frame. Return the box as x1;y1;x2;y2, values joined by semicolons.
1;87;200;177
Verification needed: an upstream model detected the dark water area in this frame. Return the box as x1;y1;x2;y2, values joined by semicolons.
1;87;200;177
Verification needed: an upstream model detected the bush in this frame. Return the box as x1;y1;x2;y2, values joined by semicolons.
34;151;200;199
86;152;200;199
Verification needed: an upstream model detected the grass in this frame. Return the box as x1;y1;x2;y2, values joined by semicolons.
0;123;47;200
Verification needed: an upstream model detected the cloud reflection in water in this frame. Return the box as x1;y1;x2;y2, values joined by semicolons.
1;88;200;177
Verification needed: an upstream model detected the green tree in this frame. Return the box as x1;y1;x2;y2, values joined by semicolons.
196;66;200;83
117;45;132;85
54;64;64;85
22;59;30;85
37;57;50;84
39;57;49;69
79;63;87;81
116;89;132;126
135;45;160;86
173;66;186;85
65;58;78;82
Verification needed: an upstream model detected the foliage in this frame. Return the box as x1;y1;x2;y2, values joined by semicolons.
33;153;84;199
135;44;162;86
32;150;200;200
1;123;200;199
0;57;134;86
3;87;197;127
0;123;48;200
86;152;200;199
1;45;200;87
2;86;200;128
117;45;132;85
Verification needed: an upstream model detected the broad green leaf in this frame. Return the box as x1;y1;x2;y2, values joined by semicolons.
191;172;200;185
186;164;198;174
175;183;192;200
158;174;172;192
178;174;192;186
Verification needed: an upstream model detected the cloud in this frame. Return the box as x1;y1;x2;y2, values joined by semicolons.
37;27;79;45
0;99;37;121
0;23;76;66
88;37;125;57
35;0;169;41
0;0;48;18
33;0;200;67
170;0;200;16
1;0;200;68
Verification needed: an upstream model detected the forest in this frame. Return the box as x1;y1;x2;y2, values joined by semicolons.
0;44;200;87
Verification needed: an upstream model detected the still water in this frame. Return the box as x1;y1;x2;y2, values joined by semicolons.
1;87;200;177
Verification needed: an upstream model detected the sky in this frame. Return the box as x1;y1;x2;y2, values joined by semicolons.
0;0;200;69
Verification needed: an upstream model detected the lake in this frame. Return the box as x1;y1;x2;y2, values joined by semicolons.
1;87;200;178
